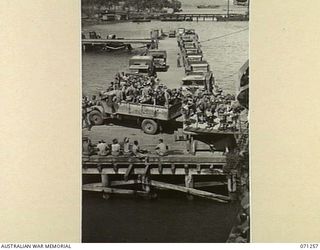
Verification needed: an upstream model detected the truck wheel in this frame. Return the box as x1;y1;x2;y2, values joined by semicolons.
141;119;158;135
89;110;104;125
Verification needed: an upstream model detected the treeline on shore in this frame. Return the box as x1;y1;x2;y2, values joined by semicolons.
82;0;182;15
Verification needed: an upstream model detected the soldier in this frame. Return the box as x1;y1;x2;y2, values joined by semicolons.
82;96;92;131
155;139;168;156
177;52;182;67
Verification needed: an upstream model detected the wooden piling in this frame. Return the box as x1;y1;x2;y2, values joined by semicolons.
185;174;194;200
158;163;163;174
184;164;189;175
112;163;118;173
197;164;201;174
141;175;151;193
227;172;238;200
124;164;134;181
101;174;110;187
171;164;176;174
101;174;110;199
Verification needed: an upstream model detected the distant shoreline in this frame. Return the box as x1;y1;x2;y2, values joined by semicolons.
82;19;130;27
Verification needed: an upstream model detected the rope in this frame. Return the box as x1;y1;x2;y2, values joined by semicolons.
200;27;248;43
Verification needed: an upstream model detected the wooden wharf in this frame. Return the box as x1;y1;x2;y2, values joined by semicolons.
161;13;249;22
82;154;238;202
82;38;155;45
82;38;158;51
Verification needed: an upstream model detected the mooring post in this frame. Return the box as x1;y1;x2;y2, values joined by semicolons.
185;174;194;200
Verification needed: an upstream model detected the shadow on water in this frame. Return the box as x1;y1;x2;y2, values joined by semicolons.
82;191;240;243
82;175;240;243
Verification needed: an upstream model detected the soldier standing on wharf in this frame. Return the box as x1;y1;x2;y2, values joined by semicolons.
177;52;181;67
82;96;92;131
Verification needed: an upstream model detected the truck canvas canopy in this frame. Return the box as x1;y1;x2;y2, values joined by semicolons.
148;50;167;58
147;50;168;71
190;63;210;73
185;48;202;55
182;75;206;86
185;29;196;35
186;55;203;62
129;55;153;65
181;35;197;42
184;44;197;50
129;55;155;75
129;65;150;70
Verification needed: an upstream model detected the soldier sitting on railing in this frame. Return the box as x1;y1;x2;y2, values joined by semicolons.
82;137;95;156
155;139;168;156
111;138;121;156
132;140;148;159
96;140;110;156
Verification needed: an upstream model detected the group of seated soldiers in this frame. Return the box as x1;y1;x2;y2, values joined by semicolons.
181;86;244;131
98;72;182;107
82;137;168;158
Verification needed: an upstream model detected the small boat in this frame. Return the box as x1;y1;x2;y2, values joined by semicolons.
197;5;220;9
104;43;127;51
132;18;151;23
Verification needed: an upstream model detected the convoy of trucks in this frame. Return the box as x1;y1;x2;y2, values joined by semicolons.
86;27;216;134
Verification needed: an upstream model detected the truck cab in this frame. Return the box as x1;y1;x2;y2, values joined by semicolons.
183;61;214;93
181;73;214;94
182;41;197;49
178;34;198;48
184;54;204;68
186;61;210;74
180;35;198;43
185;54;203;63
183;48;202;56
129;55;156;76
147;49;168;71
184;29;196;35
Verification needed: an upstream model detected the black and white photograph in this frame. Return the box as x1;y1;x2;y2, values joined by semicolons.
81;0;249;243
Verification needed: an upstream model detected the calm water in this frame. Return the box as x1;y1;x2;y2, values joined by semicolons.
82;1;248;242
82;191;240;243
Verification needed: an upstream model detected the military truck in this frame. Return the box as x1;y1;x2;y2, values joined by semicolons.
88;94;182;135
129;55;156;76
147;49;169;71
181;73;214;94
185;60;210;74
181;61;214;93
